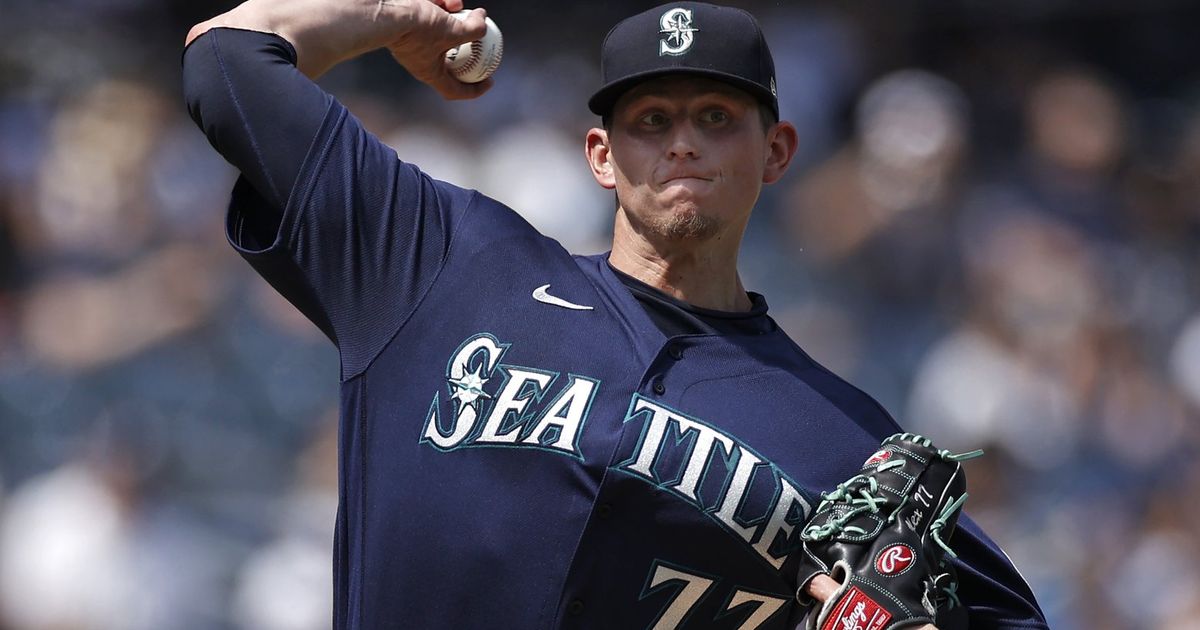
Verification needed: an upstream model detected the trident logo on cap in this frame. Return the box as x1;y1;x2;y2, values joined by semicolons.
659;8;698;56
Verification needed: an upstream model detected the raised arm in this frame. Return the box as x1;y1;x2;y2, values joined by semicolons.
182;0;490;216
186;0;490;92
180;0;495;375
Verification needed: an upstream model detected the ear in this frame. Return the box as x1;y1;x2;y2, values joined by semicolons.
762;121;799;185
585;127;617;190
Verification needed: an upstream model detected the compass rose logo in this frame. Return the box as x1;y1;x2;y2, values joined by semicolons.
659;8;698;56
447;362;491;410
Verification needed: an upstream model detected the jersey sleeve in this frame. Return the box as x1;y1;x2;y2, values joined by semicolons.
182;28;479;379
953;517;1049;628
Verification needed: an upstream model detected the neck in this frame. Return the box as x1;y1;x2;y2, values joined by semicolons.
609;208;752;312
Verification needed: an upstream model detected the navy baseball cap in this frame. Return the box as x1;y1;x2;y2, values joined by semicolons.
589;2;779;120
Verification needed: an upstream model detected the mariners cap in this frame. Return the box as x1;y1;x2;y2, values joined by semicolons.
589;2;779;120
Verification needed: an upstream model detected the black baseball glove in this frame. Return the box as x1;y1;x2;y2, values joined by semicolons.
794;433;982;630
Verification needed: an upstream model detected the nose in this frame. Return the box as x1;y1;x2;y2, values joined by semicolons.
665;121;700;160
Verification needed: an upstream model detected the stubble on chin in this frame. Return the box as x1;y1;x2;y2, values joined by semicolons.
644;206;721;241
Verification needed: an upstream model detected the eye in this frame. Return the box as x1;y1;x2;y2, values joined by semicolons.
640;112;668;127
700;109;729;124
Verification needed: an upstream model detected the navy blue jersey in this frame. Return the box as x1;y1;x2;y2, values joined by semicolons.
183;28;1047;629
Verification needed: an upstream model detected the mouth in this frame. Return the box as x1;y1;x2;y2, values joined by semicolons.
659;174;715;186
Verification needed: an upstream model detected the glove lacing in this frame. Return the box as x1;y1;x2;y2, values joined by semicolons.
799;433;983;610
800;461;905;541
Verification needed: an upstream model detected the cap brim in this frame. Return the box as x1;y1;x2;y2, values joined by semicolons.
588;68;777;118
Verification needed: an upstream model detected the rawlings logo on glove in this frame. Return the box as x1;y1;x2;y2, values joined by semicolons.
827;587;890;630
794;433;982;630
875;544;915;576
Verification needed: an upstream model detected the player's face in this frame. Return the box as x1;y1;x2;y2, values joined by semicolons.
587;76;792;242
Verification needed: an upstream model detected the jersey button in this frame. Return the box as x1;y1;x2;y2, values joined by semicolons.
597;503;613;519
567;599;585;616
668;345;684;360
652;380;666;395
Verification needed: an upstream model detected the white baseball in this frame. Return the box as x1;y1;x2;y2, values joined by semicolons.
444;11;503;84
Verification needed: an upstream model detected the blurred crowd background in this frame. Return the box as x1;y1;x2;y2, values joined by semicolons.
1;0;1199;628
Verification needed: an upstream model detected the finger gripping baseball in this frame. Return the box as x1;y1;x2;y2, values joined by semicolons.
794;433;982;630
444;11;502;84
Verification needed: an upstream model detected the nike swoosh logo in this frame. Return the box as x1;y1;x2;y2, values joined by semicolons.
532;284;594;311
